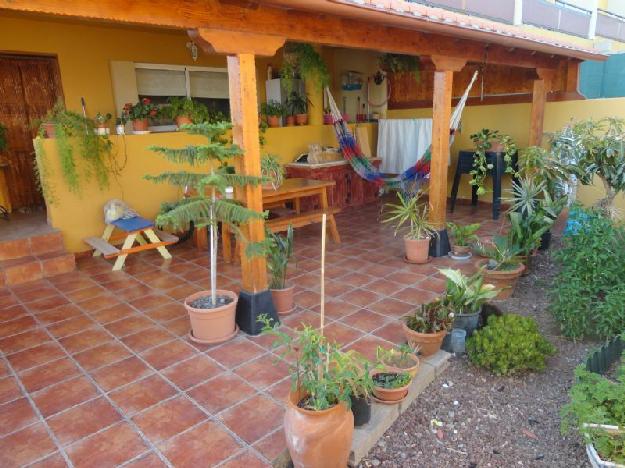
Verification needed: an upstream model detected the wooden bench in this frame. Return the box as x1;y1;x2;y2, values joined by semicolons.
84;217;178;271
267;207;341;238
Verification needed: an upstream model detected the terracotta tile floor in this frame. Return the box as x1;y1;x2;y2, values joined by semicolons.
0;202;502;467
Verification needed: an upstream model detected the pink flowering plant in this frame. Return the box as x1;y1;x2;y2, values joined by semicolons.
122;98;158;121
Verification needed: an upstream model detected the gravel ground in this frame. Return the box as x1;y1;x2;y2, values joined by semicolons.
360;239;597;468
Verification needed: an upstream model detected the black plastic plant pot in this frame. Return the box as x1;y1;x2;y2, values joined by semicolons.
538;230;552;251
351;395;371;427
452;311;481;337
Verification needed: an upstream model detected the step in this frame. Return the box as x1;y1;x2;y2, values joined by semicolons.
0;230;65;261
0;250;75;287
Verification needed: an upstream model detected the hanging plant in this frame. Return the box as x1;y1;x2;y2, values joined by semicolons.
469;129;517;196
280;43;330;94
379;53;421;83
34;101;113;197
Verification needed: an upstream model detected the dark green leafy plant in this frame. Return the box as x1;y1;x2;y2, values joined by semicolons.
447;222;480;247
160;97;216;123
517;146;577;200
467;314;555;376
260;100;285;118
404;299;454;334
281;43;330;93
372;372;411;389
469;129;517;196
265;225;294;290
122;98;158;121
286;91;311;115
379;54;421;83
474;235;523;271
146;122;267;306
549;208;625;340
561;350;625;464
259;315;370;411
439;269;498;315
507;211;551;258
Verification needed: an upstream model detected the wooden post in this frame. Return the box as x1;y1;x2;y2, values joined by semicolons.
429;56;466;236
529;68;555;147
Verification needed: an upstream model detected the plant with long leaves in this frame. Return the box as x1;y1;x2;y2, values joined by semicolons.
517;146;578;198
447;222;480;247
259;315;371;411
474;235;523;271
146;122;267;307
439;268;498;314
383;191;437;240
507;211;552;257
265;225;294;290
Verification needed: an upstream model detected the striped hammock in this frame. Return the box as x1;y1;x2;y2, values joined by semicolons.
325;70;478;193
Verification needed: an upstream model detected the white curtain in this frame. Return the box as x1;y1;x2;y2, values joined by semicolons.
377;119;433;174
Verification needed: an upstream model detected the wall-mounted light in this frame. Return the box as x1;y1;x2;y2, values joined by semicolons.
186;41;199;62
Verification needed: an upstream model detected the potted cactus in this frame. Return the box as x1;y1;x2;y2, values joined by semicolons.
146;122;267;344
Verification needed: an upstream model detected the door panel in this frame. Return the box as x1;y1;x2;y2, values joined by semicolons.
0;55;63;210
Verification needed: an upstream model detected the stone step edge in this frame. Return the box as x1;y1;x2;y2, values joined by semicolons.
0;251;76;286
271;351;451;468
0;230;65;261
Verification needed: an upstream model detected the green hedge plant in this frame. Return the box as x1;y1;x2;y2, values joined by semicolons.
467;314;555;376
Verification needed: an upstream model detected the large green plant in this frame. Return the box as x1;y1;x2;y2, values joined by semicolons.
561;349;625;464
507;211;552;257
447;222;480;247
379;54;421;83
549;208;625;340
161;97;210;123
34;102;113;196
265;225;294;290
260;315;370;411
439;269;498;315
469;129;517;196
280;43;330;93
467;314;555;376
146;122;267;306
474;235;523;271
383;191;437;240
404;299;454;334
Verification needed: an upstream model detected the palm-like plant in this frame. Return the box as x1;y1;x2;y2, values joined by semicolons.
266;225;294;290
474;235;523;271
146;122;267;307
383;192;436;240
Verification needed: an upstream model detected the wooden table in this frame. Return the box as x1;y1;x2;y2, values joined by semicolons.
221;178;341;262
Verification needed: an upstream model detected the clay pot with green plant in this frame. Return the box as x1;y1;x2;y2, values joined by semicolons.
474;235;525;299
266;225;295;315
350;367;374;427
376;344;420;378
402;299;454;357
161;97;210;127
280;43;330;95
260;316;368;468
260;154;284;190
370;371;412;403
287;91;311;126
447;222;480;258
147;122;270;343
260;100;284;128
383;191;436;264
123;98;158;132
438;268;498;337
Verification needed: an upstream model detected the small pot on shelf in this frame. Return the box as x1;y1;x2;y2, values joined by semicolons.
271;285;294;316
285;115;295;127
404;236;430;264
184;290;238;344
132;118;149;132
175;115;193;127
295;113;308;126
267;115;281;128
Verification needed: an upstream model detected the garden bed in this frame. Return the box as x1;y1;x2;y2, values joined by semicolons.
359;237;598;467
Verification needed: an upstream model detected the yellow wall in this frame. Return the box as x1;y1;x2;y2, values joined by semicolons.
38;123;377;252
388;97;625;213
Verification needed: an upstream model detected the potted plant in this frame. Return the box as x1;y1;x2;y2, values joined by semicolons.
379;53;421;83
161;97;209;127
260;316;364;468
439;268;498;336
506;211;551;271
447;222;480;259
383;191;436;264
122;98;158;132
260;154;284;190
260;101;284;128
280;43;330;94
370;370;412;404
287;91;311;126
350;366;375;427
402;299;454;357
376;344;420;378
469;129;517;196
94;112;112;135
266;225;295;315
115;117;126;135
146;122;267;344
474;235;525;299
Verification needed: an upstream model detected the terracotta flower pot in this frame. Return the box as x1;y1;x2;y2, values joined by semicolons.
284;389;353;468
267;115;281;128
295;113;308;126
132;119;149;132
41;122;56;138
476;259;525;299
452;245;470;256
380;353;420;378
371;371;411;403
285;115;295;126
184;290;238;344
404;236;430;264
271;285;294;315
402;322;447;357
175;115;193;127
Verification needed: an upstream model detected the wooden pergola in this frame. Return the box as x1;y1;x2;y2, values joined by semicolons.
2;0;606;332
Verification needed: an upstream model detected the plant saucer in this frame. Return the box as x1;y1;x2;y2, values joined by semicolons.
449;252;472;261
371;390;409;405
403;256;430;265
188;325;239;345
132;130;151;135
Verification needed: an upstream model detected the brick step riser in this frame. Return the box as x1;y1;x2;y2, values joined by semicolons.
0;252;76;287
0;231;65;261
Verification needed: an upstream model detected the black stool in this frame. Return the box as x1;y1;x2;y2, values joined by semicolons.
449;150;518;220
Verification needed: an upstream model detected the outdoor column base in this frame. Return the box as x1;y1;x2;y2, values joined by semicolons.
429;228;450;257
236;289;280;335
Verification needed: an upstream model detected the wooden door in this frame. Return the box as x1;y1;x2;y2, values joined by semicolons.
0;55;63;210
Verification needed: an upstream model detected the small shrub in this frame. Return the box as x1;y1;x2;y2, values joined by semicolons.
467;314;555;376
549;208;625;340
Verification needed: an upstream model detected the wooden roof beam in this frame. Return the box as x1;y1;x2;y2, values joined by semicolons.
0;0;563;69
